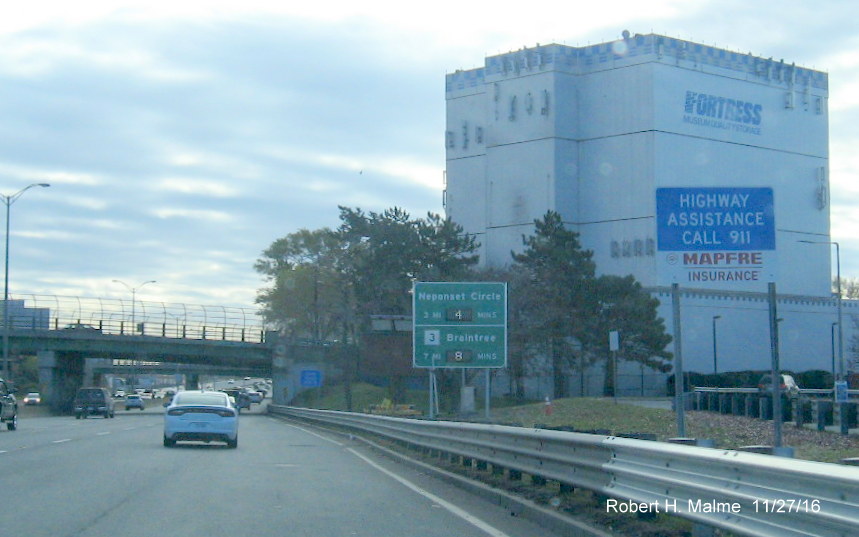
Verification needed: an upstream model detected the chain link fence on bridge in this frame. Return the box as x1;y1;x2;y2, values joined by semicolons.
4;294;267;343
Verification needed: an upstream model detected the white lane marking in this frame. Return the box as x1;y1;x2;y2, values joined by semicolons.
53;438;72;444
347;447;513;537
287;423;343;446
0;450;7;453
97;432;111;436
123;427;136;431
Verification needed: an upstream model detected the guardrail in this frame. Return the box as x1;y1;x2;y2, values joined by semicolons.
270;405;859;537
694;387;859;399
690;388;859;433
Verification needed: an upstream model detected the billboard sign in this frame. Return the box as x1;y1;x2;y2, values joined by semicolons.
656;187;776;288
413;282;507;369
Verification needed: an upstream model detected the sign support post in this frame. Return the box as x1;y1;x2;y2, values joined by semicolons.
672;283;686;438
768;282;782;449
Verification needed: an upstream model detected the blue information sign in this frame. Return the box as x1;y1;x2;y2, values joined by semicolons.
656;187;775;251
299;370;322;388
655;187;777;288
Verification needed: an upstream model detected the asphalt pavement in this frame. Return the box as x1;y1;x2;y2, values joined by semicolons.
1;400;569;537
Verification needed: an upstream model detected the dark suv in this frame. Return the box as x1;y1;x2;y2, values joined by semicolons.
0;378;17;430
74;387;116;419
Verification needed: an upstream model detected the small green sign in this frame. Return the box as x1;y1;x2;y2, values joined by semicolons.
413;282;507;369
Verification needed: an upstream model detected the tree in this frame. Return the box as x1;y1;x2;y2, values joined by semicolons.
510;211;673;398
254;228;344;341
511;211;597;398
836;277;859;299
334;206;479;404
472;264;542;400
334;206;479;319
587;275;673;396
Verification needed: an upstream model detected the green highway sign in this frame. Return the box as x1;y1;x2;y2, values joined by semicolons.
412;282;507;369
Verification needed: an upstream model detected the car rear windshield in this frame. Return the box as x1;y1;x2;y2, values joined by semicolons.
174;393;227;406
77;390;105;401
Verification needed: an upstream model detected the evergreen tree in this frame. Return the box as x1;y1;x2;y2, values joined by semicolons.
588;274;673;396
512;211;597;398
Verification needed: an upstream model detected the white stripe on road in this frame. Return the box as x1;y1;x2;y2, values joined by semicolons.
53;438;71;443
286;421;512;537
97;431;111;436
288;423;344;446
347;447;513;537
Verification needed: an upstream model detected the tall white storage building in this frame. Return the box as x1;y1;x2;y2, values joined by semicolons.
445;34;829;296
445;34;852;386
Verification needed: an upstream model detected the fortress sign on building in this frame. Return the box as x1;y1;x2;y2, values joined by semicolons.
656;187;777;289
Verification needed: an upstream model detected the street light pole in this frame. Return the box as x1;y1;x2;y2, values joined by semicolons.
712;315;722;375
112;279;155;393
798;240;843;380
112;279;156;333
831;321;838;381
2;183;50;380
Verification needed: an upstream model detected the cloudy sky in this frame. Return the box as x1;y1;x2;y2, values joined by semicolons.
2;0;858;312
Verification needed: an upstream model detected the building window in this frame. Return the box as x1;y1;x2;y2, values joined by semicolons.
634;239;643;256
646;238;655;256
509;96;517;121
622;240;632;257
476;126;484;144
610;241;620;258
446;131;455;149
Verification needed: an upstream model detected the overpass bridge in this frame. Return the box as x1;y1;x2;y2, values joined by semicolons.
2;294;274;411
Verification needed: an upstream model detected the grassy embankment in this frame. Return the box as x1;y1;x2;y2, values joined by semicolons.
292;383;859;464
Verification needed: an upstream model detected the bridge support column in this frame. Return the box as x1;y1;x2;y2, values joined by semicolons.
39;350;85;414
185;373;200;390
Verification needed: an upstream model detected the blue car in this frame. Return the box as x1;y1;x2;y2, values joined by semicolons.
163;390;238;448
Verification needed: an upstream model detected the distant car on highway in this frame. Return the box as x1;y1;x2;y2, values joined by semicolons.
220;388;251;411
23;392;41;405
0;378;17;430
125;394;145;410
63;322;101;331
74;387;116;419
114;390;126;398
163;390;238;448
758;374;800;398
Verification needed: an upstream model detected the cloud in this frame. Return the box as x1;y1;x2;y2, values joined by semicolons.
0;2;857;308
151;207;233;222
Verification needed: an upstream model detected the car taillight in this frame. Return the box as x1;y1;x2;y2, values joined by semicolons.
217;410;235;418
167;409;186;416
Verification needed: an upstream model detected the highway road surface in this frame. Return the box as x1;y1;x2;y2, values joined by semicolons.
0;402;568;537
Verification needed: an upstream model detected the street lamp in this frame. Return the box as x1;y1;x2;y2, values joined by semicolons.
798;240;843;380
831;321;838;381
2;183;50;380
112;279;156;334
712;315;722;375
113;279;156;394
